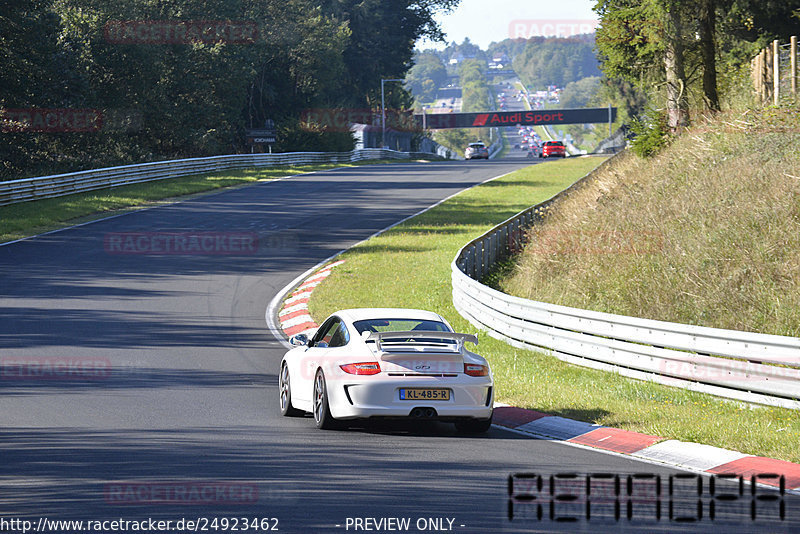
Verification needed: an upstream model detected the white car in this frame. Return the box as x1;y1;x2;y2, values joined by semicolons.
279;308;494;432
464;142;489;160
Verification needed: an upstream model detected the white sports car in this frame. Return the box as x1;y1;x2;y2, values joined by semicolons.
279;308;494;432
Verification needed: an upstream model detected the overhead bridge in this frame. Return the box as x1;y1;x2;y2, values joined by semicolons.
416;107;616;129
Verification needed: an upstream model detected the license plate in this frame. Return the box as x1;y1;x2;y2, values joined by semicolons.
399;388;450;401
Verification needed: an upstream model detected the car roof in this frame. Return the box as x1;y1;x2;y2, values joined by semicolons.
468;142;485;147
333;308;447;324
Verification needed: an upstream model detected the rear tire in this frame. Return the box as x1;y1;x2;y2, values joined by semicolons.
313;369;339;430
279;362;303;417
455;414;493;434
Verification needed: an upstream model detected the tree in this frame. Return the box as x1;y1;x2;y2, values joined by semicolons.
406;51;448;102
560;77;602;108
318;0;458;107
699;0;720;110
663;1;689;127
595;0;690;128
0;0;467;179
512;36;601;89
595;0;800;125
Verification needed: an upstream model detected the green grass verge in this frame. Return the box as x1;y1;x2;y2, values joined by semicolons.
307;155;800;463
0;159;422;243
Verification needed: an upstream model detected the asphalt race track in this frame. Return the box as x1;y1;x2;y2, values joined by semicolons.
1;160;797;533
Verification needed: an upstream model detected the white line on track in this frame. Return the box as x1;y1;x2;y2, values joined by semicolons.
264;167;521;348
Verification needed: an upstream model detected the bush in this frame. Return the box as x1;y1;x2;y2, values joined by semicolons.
275;120;355;153
629;109;672;157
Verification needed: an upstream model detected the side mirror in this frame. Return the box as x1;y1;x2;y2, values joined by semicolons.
289;333;309;346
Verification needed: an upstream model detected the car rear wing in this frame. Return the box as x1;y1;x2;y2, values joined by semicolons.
365;331;478;352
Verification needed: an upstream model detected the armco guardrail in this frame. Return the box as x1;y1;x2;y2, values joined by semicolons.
0;148;447;206
452;155;800;409
488;132;503;158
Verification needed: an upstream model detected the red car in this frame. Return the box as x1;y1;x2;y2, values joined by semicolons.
541;140;566;158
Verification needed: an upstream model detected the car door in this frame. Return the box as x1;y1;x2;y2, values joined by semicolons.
291;317;343;403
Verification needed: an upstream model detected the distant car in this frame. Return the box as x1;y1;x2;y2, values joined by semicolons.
541;140;566;158
465;142;489;160
279;308;494;432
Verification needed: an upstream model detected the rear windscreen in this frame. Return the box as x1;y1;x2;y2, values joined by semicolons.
353;319;451;335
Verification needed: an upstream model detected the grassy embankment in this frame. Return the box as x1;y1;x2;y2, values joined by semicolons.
0;159;421;243
309;108;800;462
502;108;800;337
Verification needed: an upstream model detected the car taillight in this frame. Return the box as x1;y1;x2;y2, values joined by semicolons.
464;363;488;377
341;362;381;375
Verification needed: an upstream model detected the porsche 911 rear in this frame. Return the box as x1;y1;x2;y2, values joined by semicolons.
324;332;493;423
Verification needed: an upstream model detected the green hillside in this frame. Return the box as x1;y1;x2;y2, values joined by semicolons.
500;107;800;336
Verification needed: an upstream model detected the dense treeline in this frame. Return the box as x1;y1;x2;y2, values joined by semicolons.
594;0;800;132
512;35;601;89
0;0;457;180
485;39;529;63
405;51;448;102
458;59;490;112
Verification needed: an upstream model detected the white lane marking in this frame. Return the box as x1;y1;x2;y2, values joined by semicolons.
283;291;313;306
265;166;523;347
295;279;323;291
280;314;315;329
279;302;309;317
632;440;748;472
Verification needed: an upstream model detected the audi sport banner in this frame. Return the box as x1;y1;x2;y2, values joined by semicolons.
416;107;616;129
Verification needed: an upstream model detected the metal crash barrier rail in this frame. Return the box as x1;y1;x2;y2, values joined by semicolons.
451;154;800;409
0;148;454;206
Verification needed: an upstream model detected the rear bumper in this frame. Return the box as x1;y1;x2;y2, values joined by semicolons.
328;375;493;420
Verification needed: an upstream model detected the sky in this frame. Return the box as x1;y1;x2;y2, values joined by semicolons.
417;0;599;51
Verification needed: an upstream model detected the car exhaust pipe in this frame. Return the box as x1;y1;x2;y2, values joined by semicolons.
410;407;438;418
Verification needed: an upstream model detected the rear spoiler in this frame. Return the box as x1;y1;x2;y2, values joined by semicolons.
365;331;478;352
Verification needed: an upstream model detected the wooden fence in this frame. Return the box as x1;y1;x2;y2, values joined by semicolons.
752;36;798;105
